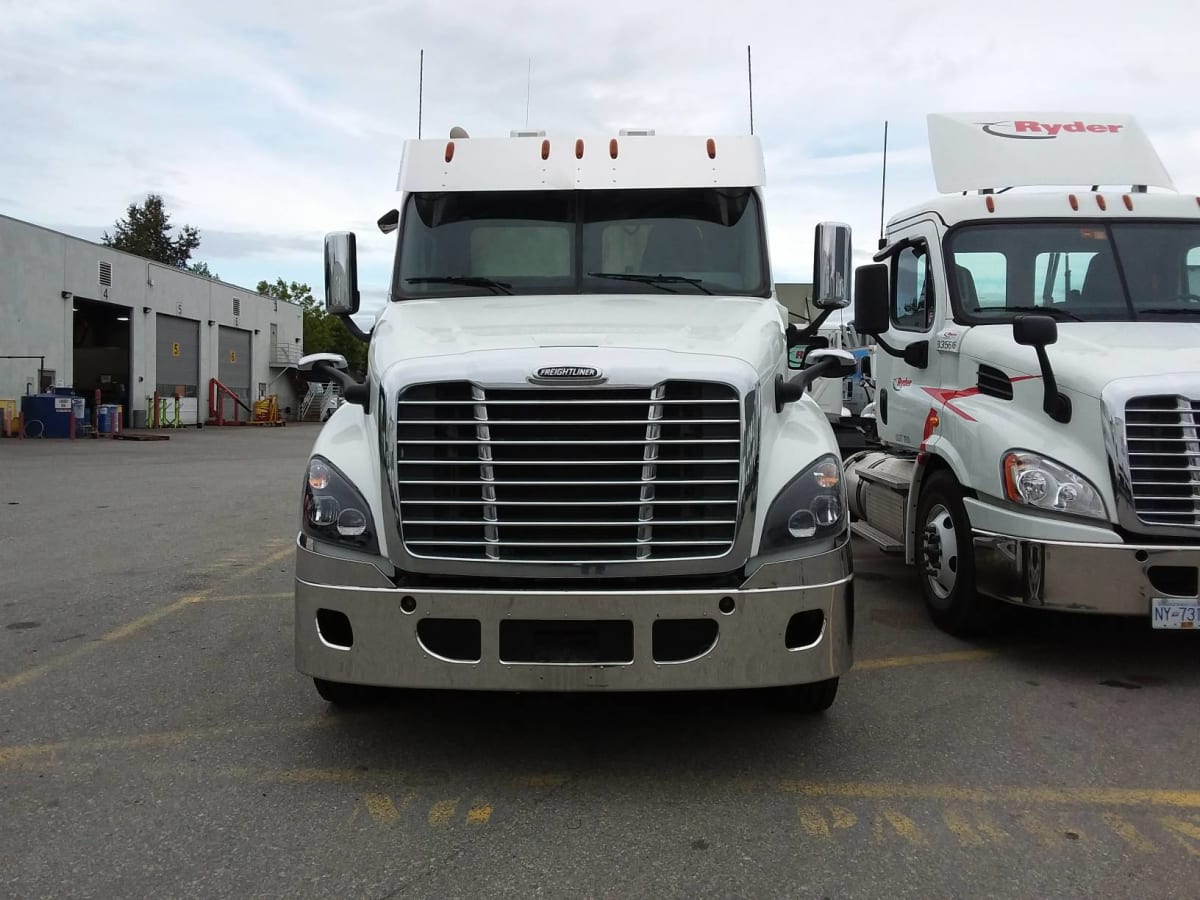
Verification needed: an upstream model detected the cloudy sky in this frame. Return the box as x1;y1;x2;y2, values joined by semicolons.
3;0;1200;318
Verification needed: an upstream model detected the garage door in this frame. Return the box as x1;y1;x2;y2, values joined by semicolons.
217;326;252;420
156;314;200;425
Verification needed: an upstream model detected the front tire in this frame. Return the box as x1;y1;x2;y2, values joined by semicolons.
313;677;365;706
774;677;839;713
916;470;992;636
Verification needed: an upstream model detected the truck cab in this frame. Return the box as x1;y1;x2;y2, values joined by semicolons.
848;112;1200;635
294;130;858;710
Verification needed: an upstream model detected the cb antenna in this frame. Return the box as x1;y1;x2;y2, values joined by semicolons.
878;120;889;250
418;49;424;139
746;45;754;135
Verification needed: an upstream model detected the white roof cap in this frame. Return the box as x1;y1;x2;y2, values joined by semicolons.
927;112;1176;193
396;134;765;192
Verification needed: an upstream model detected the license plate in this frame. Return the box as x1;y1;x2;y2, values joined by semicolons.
1151;598;1200;630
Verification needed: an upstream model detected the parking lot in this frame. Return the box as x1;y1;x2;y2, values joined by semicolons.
2;425;1199;899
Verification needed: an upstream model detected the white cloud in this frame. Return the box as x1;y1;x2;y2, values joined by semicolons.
3;0;1200;298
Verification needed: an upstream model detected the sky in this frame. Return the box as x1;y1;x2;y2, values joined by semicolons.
3;0;1200;321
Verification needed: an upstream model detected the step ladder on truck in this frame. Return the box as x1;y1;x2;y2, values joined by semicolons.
844;111;1200;636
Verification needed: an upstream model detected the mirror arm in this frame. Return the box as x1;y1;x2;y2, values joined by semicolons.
313;362;370;412
338;311;372;344
787;307;833;344
1032;345;1071;423
870;336;928;369
774;358;837;413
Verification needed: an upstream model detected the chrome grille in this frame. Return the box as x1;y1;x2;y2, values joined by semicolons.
395;381;742;562
1124;395;1200;527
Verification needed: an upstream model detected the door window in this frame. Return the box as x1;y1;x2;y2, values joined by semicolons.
892;244;935;332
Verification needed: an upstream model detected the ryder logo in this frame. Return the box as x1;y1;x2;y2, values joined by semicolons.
978;120;1124;141
893;377;913;390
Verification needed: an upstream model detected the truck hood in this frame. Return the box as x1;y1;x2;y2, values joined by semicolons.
960;322;1200;398
370;293;785;378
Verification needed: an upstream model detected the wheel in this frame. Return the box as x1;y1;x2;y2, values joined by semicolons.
313;677;365;705
773;677;839;714
916;470;992;636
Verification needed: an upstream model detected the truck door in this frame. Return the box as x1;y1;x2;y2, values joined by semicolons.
875;222;946;450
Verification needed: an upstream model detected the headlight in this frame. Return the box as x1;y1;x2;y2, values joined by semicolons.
760;454;847;555
1001;450;1106;520
302;456;380;553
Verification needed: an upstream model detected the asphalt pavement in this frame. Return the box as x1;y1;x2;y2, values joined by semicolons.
2;425;1199;899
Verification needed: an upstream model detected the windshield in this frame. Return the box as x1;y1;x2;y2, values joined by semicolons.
948;221;1200;322
393;188;769;299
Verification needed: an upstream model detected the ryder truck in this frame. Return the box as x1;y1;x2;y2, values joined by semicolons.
294;129;859;711
848;112;1200;635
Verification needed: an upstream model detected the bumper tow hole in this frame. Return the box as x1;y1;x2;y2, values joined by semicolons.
417;618;481;662
785;610;825;650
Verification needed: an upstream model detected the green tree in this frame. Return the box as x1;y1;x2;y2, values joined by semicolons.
257;278;367;377
187;260;219;279
102;193;201;268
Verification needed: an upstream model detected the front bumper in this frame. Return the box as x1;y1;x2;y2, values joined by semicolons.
974;530;1200;615
294;538;854;692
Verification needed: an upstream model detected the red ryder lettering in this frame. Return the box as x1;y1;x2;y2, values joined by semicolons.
1015;120;1123;135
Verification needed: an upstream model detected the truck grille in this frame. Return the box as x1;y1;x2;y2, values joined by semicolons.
395;381;742;562
1124;395;1200;527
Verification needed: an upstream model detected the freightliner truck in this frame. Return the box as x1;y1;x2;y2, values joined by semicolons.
848;112;1200;636
294;129;859;711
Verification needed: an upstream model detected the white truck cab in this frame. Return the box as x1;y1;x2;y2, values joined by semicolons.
294;129;859;710
848;112;1200;635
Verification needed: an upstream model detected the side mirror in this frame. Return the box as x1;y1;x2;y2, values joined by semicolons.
1012;315;1070;424
807;348;858;380
813;222;853;310
788;335;829;370
324;232;360;316
853;264;890;335
1013;314;1058;346
298;352;349;372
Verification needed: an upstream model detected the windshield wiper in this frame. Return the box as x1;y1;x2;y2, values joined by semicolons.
587;272;714;295
1135;307;1200;317
406;276;512;295
996;305;1084;322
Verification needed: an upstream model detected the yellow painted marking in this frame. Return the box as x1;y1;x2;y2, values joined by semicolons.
875;806;927;845
798;805;857;838
364;793;400;824
0;716;332;769
227;767;429;786
1102;812;1157;853
428;799;460;827
780;780;1200;809
829;806;857;830
201;592;293;604
798;807;831;838
943;808;1009;847
467;802;493;825
855;649;997;671
0;545;293;692
1161;816;1200;857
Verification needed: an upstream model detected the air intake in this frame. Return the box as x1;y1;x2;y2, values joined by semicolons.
977;365;1013;401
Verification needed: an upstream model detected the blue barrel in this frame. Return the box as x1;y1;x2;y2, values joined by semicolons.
102;404;121;432
97;406;111;433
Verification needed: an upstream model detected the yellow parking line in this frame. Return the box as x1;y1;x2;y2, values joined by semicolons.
202;592;292;603
855;649;997;671
780;780;1200;809
0;545;294;692
428;799;460;827
0;716;332;769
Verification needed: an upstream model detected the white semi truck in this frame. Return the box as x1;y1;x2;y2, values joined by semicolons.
294;129;859;711
848;112;1200;635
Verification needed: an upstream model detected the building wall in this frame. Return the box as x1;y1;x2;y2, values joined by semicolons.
0;215;304;422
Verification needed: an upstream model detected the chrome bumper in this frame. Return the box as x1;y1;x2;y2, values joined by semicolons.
974;529;1200;615
294;538;853;692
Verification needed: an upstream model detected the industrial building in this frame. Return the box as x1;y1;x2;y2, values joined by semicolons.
0;214;304;429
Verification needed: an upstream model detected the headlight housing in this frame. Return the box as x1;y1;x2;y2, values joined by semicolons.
1001;450;1106;520
760;454;847;555
302;456;380;554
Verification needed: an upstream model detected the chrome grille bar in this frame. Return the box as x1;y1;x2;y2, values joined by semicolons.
395;380;742;562
1124;395;1200;527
